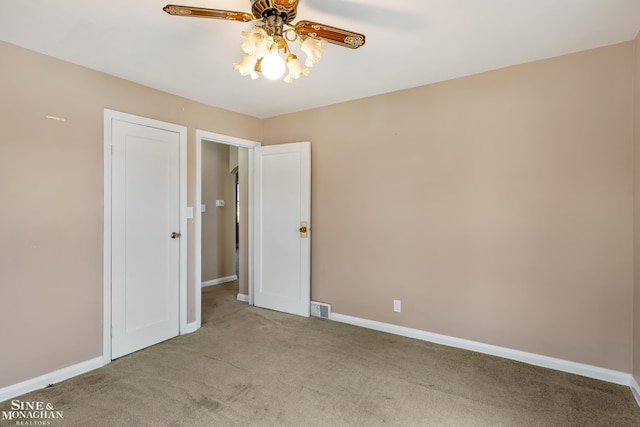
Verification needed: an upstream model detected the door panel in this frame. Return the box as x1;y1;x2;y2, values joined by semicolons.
254;141;311;316
111;119;181;359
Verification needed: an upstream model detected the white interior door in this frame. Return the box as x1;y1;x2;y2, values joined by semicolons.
254;141;311;316
111;119;181;359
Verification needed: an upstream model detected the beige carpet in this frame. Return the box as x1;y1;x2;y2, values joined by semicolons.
2;282;639;426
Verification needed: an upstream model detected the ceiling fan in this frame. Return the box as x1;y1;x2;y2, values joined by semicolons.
163;0;366;82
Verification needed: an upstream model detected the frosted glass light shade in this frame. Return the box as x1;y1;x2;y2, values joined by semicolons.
301;36;327;67
284;54;310;83
233;54;259;79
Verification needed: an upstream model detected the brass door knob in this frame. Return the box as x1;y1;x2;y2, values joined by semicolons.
171;232;181;239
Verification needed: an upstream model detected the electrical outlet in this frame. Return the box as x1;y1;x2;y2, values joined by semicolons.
393;300;401;313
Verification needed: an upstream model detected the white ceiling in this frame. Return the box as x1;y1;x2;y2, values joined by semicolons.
1;1;639;118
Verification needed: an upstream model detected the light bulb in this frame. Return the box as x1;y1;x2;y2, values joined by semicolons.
260;52;286;80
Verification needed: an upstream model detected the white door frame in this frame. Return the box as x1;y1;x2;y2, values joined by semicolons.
195;130;260;328
103;109;187;365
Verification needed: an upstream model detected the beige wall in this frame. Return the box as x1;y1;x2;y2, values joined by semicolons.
201;141;236;282
262;42;635;372
1;37;638;390
634;32;640;385
0;41;261;388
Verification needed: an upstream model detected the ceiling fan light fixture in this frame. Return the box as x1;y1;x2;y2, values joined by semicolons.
163;2;365;82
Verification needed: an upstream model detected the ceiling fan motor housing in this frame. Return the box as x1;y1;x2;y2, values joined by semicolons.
251;0;298;23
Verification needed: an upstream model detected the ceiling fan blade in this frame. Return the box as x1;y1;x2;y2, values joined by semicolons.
163;5;254;22
294;20;365;49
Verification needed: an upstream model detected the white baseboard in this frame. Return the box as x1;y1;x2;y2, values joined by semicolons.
330;313;632;387
631;376;640;407
0;357;103;403
237;293;249;302
202;275;238;288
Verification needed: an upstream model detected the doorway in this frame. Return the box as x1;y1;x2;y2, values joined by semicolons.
195;130;260;328
200;141;240;288
195;131;312;327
